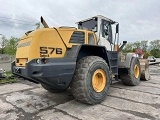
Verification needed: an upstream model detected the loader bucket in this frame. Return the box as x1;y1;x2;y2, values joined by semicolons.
139;59;150;81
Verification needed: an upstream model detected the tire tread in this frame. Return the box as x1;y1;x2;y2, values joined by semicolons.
120;57;141;86
71;56;109;104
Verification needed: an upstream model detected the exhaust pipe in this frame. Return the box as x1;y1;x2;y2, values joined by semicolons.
118;41;127;52
139;59;150;81
41;16;49;28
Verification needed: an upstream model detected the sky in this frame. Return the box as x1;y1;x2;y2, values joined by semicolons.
0;0;160;43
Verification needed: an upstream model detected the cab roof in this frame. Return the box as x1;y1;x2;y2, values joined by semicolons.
76;15;116;24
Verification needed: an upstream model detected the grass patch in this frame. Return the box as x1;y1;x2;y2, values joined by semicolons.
6;71;12;75
0;71;17;84
0;78;17;84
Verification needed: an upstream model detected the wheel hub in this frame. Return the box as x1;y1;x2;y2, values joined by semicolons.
92;69;106;92
134;64;140;78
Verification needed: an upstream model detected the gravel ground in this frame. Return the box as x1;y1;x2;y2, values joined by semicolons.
0;62;160;120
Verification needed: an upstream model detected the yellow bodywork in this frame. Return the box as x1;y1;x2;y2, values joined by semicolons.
16;27;96;66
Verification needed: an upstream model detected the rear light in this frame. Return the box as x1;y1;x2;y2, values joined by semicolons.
36;59;40;64
42;58;47;64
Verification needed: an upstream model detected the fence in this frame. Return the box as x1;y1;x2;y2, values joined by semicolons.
0;54;15;72
0;54;15;62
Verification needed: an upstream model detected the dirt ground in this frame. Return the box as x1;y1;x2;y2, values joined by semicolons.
0;63;160;120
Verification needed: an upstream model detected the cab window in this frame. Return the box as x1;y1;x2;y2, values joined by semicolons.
88;33;95;45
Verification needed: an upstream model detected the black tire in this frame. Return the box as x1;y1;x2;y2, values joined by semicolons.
41;84;67;93
120;57;141;86
70;56;111;104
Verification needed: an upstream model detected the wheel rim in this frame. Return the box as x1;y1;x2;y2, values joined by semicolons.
92;69;106;92
134;64;140;78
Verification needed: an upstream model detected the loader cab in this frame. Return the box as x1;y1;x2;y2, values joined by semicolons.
77;15;119;51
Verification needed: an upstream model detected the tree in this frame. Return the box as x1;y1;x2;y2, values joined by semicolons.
140;41;148;52
150;49;160;58
0;35;8;54
5;37;19;55
133;41;141;49
143;51;150;59
122;42;133;53
35;22;40;29
150;40;160;50
123;40;149;54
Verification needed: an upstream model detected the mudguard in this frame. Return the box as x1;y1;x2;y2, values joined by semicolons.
118;52;136;68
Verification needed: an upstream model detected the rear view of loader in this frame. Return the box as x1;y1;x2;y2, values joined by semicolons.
12;15;150;104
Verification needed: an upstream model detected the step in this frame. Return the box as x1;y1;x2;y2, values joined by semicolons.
110;58;117;60
111;66;118;68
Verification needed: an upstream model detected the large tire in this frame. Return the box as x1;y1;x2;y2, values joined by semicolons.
70;56;111;104
120;57;141;86
41;84;67;93
139;59;150;81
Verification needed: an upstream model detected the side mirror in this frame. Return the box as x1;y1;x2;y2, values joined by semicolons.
123;41;127;44
116;24;119;33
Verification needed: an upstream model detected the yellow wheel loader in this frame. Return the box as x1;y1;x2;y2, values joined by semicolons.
11;15;150;104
